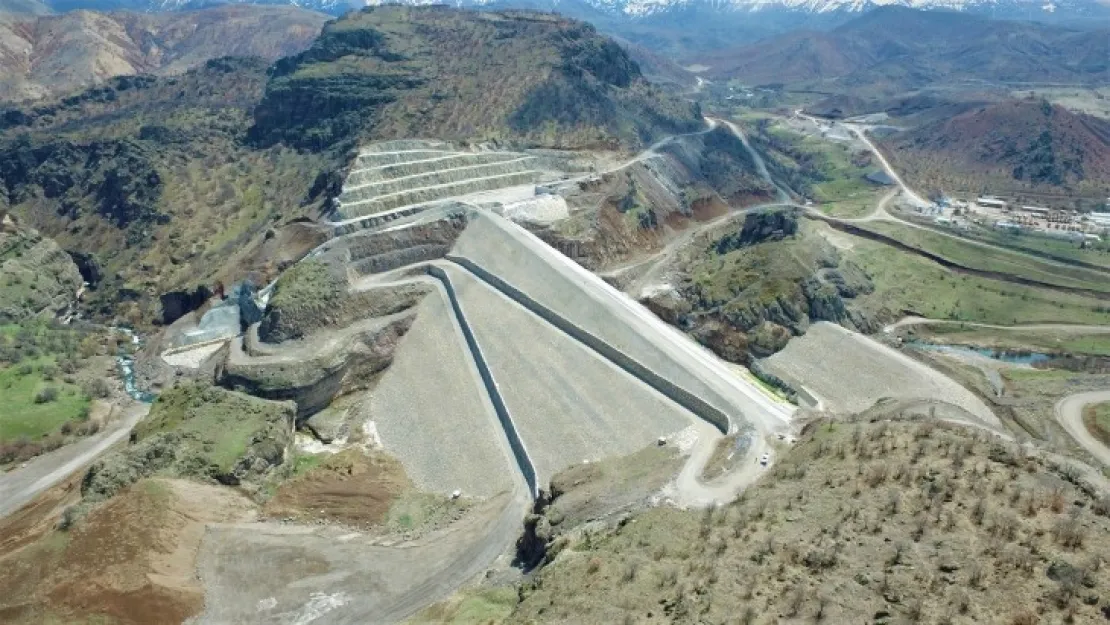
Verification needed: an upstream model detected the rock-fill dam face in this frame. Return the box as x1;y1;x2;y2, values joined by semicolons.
224;140;792;500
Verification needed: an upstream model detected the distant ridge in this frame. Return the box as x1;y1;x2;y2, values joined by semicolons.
0;5;326;102
696;7;1109;91
881;99;1110;196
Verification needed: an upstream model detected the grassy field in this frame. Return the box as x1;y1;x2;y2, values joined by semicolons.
819;188;889;219
0;358;89;442
860;221;1110;295
950;225;1110;270
1010;87;1110;120
844;234;1110;326
1083;402;1110;447
0;322;114;461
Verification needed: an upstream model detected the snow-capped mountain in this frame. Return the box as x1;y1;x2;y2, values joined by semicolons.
41;0;1110;17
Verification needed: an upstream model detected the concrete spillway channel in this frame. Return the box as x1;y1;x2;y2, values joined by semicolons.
451;211;795;432
425;265;539;499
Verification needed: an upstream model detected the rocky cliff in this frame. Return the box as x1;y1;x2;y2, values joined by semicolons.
81;383;295;503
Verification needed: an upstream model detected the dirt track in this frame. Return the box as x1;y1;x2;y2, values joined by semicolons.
1054;391;1110;467
885;316;1110;334
0;402;147;520
190;490;530;625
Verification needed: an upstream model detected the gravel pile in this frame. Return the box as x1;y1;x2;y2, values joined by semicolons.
762;321;1000;427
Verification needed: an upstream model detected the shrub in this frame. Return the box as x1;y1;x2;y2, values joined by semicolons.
57;506;79;531
82;378;112;399
34;386;58;403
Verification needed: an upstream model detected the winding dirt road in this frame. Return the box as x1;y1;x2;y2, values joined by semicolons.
1055;391;1110;467
0;402;148;519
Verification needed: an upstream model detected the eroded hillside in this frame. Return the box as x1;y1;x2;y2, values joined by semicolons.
0;5;327;102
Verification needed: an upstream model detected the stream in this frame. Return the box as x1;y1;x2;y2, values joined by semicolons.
907;340;1053;398
112;327;157;404
908;340;1053;365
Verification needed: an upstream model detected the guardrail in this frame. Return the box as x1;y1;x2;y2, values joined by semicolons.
425;264;539;499
446;255;732;435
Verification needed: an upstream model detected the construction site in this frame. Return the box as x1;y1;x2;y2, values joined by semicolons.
7;129;1109;625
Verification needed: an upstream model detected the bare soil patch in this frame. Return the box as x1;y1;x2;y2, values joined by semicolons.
0;473;81;555
0;478;256;625
264;448;410;526
700;432;744;481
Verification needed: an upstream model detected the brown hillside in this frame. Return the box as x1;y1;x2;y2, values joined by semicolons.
0;478;255;625
697;7;1108;94
698;30;870;85
881;99;1110;197
0;5;327;103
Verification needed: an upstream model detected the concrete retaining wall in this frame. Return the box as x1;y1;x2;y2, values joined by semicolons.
446;255;731;435
330;203;434;235
426;264;539;499
350;246;451;277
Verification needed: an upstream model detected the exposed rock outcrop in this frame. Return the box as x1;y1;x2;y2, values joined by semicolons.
257;258;429;344
159;285;212;326
643;210;876;364
223;313;415;420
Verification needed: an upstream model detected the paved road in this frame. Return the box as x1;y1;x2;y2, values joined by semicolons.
0;402;148;519
1055;391;1110;467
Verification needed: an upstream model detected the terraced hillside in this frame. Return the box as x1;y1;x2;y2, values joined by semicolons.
331;141;573;222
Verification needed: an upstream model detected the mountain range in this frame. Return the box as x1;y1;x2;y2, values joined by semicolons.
0;5;326;101
697;6;1109;91
22;0;1110;18
2;0;1103;63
